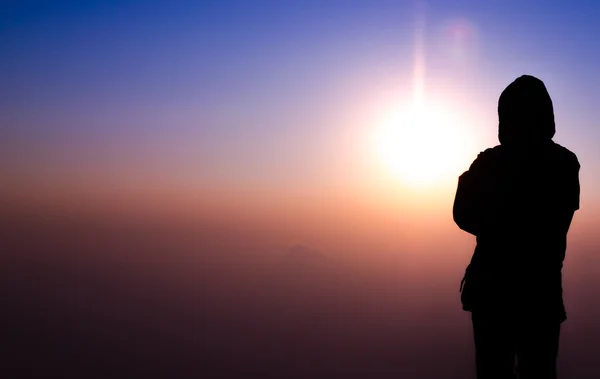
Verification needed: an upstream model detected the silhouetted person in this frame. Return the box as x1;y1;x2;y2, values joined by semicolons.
453;75;580;379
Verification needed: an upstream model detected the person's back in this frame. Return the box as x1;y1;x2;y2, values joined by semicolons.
453;75;580;379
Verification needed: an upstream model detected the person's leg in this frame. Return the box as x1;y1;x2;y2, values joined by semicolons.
515;317;561;379
472;311;517;379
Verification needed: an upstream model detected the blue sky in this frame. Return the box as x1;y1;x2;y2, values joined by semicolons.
2;0;600;197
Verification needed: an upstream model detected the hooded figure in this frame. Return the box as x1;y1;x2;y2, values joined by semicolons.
453;75;580;379
498;75;556;146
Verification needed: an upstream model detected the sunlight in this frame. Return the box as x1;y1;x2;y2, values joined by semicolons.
373;99;474;188
368;2;478;190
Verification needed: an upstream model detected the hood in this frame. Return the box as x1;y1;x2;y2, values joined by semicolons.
498;75;555;146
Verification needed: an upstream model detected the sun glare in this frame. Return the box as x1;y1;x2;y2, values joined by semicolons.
374;100;473;188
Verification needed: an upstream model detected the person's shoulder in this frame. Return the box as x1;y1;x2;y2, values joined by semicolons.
549;142;580;169
469;145;502;170
482;145;503;156
475;145;503;162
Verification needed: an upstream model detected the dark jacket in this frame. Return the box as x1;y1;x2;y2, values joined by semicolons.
454;75;580;322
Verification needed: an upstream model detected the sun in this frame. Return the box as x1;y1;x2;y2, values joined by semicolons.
373;100;473;187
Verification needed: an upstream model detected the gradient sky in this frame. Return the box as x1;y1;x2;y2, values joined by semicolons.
2;0;600;236
5;5;600;378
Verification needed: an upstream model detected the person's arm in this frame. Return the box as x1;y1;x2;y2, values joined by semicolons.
453;151;490;236
453;169;482;236
557;156;580;235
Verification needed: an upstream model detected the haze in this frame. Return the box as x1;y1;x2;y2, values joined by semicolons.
2;1;600;378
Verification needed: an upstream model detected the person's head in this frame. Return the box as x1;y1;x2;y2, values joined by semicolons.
498;75;555;146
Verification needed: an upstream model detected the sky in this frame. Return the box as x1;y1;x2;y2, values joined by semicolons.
5;3;600;377
2;0;600;243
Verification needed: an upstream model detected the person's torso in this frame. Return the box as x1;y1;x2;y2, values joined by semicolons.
469;141;578;311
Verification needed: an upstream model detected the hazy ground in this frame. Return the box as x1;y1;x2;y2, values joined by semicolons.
2;210;600;379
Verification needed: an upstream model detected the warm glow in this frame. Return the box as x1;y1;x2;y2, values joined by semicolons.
373;99;474;187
